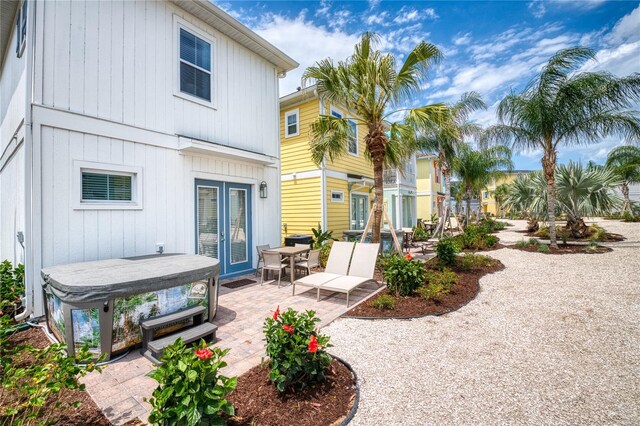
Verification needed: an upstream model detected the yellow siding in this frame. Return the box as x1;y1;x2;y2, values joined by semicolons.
326;177;350;239
417;194;434;220
416;156;443;220
280;100;321;174
281;177;322;238
482;173;522;215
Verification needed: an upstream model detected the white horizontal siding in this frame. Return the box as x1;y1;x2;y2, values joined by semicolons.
37;0;280;157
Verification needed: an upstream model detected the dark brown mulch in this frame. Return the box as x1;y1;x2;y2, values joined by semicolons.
0;327;110;426
508;243;613;255
463;242;507;252
524;231;625;242
227;359;355;426
343;259;505;318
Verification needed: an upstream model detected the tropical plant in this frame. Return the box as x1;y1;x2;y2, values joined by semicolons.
452;143;513;225
493;183;510;217
418;92;487;236
486;47;640;247
0;261;24;319
417;269;458;301
435;237;460;266
263;308;332;393
454;224;498;250
311;225;337;249
380;253;426;297
606;145;640;214
371;294;396;310
302;32;448;243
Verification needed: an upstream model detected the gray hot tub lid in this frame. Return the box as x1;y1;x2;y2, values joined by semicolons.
41;254;220;304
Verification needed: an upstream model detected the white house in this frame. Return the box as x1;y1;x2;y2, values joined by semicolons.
0;0;298;318
383;155;417;229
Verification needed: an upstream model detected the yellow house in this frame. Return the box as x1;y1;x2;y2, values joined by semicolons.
481;170;533;215
280;86;374;240
416;154;445;222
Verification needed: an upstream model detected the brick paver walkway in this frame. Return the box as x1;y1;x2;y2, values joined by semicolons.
81;272;384;425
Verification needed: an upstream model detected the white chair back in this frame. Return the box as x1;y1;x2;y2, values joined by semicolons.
295;243;311;249
256;244;270;258
324;242;354;275
262;251;283;268
348;243;379;278
306;249;321;268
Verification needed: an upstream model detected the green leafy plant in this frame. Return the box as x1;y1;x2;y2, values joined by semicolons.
537;244;550;254
515;239;529;248
311;225;338;249
454;224;498;250
380;253;426;297
479;218;507;232
417;269;457;301
147;339;236;426
0;261;25;318
371;294;396;310
435;237;460;266
318;242;332;268
412;226;429;241
622;211;640;222
585;241;600;252
587;224;607;242
456;253;494;271
263;308;332;393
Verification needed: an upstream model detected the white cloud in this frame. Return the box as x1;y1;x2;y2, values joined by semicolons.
605;4;640;45
364;11;389;26
393;6;438;24
453;33;472;46
528;0;546;18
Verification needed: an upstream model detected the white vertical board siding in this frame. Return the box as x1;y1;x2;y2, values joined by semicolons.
0;146;25;266
39;0;280;157
39;127;279;266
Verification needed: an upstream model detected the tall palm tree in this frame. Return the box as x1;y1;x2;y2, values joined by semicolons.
452;143;513;226
418;92;487;236
493;183;510;217
486;47;640;247
302;32;448;243
605;145;640;213
503;172;548;231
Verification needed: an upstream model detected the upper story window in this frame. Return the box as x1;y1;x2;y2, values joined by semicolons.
16;1;27;57
285;109;299;137
347;120;358;155
483;191;490;199
179;27;212;102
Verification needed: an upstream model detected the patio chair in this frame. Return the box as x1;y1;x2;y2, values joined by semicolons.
260;251;287;288
292;241;354;296
255;244;270;276
295;249;320;276
294;243;311;260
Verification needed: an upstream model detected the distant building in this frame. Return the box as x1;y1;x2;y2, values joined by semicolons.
416;154;445;223
481;170;535;215
383;156;417;229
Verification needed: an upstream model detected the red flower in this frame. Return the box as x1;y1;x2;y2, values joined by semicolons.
195;348;213;360
405;253;413;261
308;335;318;353
273;305;280;320
282;324;294;334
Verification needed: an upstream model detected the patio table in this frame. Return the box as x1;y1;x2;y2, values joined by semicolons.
268;246;310;285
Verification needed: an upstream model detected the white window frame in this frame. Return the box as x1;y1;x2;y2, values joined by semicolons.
330;105;343;119
284;109;300;138
73;161;143;210
347;118;358;156
173;15;217;109
16;0;27;58
331;190;345;203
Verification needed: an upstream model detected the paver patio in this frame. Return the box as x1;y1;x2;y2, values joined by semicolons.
81;271;384;425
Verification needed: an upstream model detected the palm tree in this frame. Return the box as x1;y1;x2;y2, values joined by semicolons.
486;47;640;247
302;32;448;243
418;92;487;236
503;172;548;231
493;183;510;217
452;143;513;226
605;145;640;213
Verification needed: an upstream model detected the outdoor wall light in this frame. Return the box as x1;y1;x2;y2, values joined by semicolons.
259;181;268;198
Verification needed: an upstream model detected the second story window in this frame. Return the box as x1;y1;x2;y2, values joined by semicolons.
16;1;27;57
179;28;212;102
347;120;358;155
285;109;299;137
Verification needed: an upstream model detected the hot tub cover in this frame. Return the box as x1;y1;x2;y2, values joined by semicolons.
41;254;220;304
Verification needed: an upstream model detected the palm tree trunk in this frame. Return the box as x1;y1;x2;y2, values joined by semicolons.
371;157;384;244
621;181;630;214
434;167;451;238
465;189;472;228
542;147;558;249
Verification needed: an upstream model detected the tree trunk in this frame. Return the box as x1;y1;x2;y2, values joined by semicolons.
371;157;384;243
566;216;588;238
541;147;558;249
621;181;630;214
465;189;472;228
434;166;452;238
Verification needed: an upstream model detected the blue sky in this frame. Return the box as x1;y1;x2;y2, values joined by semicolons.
216;0;640;170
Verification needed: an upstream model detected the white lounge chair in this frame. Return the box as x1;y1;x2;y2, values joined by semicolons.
291;241;353;296
293;242;381;306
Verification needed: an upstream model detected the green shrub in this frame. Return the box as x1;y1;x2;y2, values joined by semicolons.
417;269;457;301
588;224;607;241
622;211;640;222
454;224;498;250
380;253;426;297
479;218;507;232
318;242;332;268
456;253;493;271
528;238;539;246
0;261;25;318
515;239;529;248
371;294;396;310
263;308;332;393
537;244;550;253
311;225;338;249
585;241;600;252
148;339;235;426
412;226;429;241
416;283;450;301
435;237;460;266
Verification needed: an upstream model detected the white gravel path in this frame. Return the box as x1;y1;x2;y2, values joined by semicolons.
326;219;640;425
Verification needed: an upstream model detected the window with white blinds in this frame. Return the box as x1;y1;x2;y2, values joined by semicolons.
179;28;212;102
82;172;133;202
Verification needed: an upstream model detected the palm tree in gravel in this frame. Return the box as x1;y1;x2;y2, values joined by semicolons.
418;92;487;237
453;143;513;226
493;183;510;217
605;145;640;214
485;47;640;248
302;32;448;243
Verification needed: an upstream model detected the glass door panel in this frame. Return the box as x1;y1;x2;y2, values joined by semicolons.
351;194;368;230
228;188;247;264
196;184;221;261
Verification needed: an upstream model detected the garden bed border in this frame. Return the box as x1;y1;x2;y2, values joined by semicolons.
331;354;360;426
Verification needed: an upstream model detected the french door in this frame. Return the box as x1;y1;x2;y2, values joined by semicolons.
351;194;368;230
195;179;252;277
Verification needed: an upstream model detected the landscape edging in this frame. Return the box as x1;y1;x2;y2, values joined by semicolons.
331;355;360;426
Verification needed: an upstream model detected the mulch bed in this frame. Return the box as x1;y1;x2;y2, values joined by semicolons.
343;258;505;319
227;359;355;426
0;327;110;426
524;231;625;242
508;243;613;255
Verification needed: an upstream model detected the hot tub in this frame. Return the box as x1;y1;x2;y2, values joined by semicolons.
41;254;220;360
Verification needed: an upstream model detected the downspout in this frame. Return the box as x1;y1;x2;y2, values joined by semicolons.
319;99;327;231
17;0;37;322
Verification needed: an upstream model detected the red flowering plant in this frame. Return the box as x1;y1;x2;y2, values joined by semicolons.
263;307;332;392
380;252;426;297
148;339;236;426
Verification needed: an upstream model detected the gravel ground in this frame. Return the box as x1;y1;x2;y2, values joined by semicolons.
325;218;640;425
